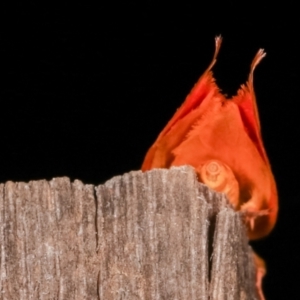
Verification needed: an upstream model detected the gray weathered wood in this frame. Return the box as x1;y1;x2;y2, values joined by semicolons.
0;166;258;299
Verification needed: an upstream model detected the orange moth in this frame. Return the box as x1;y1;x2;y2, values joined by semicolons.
142;37;277;299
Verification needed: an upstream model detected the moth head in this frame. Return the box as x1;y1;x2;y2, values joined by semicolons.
197;160;240;209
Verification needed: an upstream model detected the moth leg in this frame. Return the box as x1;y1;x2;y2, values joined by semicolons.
240;201;270;231
252;251;266;300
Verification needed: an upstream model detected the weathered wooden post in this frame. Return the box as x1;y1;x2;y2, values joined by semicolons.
0;166;258;299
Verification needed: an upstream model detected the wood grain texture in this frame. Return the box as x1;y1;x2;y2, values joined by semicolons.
0;166;258;299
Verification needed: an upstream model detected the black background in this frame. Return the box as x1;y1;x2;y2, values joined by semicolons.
1;2;298;299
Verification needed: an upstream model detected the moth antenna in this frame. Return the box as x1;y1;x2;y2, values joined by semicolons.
249;49;266;86
206;35;223;71
243;48;266;137
214;35;223;59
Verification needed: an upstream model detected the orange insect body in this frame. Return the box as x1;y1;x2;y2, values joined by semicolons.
142;37;277;241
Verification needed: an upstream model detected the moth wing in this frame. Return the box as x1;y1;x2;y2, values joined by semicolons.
142;36;222;170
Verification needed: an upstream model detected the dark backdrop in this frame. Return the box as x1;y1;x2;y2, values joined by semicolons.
1;2;297;299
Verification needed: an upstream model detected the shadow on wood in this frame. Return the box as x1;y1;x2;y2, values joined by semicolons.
0;166;258;299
